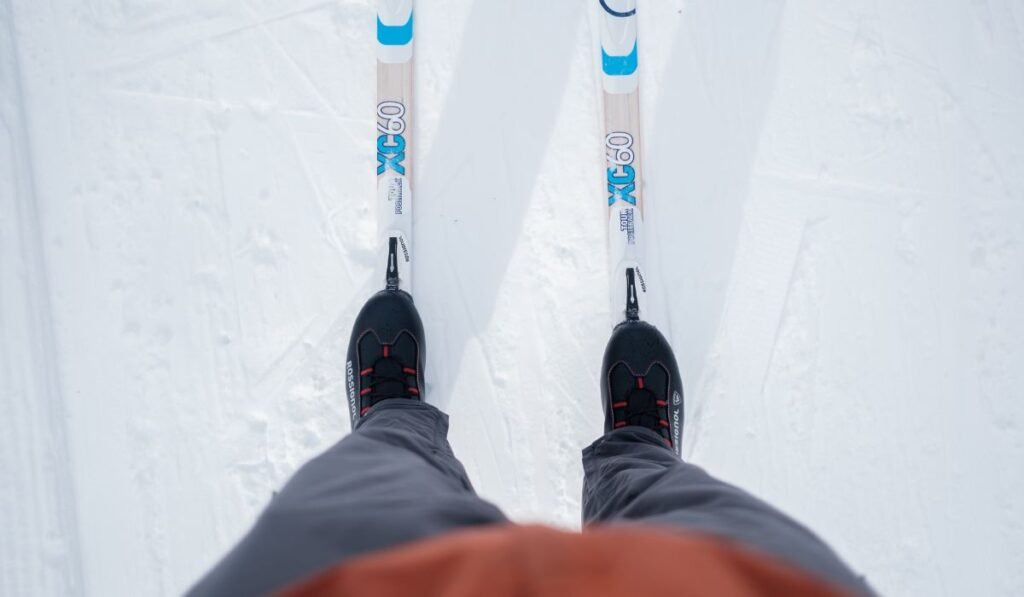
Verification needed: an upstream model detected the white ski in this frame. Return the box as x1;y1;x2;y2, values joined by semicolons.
377;0;415;292
599;0;646;325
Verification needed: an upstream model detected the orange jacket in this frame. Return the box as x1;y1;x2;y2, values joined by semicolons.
283;524;851;597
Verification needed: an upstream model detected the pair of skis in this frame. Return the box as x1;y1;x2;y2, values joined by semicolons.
373;0;650;328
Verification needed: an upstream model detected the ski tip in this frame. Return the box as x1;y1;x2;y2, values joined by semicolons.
377;3;414;63
599;0;639;94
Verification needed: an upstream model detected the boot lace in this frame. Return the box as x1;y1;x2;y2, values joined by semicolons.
612;377;671;443
359;353;418;415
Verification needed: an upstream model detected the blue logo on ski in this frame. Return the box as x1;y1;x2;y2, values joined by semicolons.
377;13;414;46
602;42;638;76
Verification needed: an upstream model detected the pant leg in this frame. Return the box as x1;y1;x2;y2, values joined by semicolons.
189;400;507;596
582;427;874;596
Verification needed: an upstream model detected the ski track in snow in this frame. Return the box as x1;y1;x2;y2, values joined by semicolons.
1;0;1023;595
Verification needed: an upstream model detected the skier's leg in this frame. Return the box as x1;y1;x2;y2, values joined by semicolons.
588;320;871;594
190;400;506;596
191;290;506;595
582;426;871;595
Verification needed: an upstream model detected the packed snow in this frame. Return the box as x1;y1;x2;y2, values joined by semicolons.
3;0;1023;595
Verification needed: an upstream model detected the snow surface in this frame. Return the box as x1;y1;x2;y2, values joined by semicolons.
2;0;1023;595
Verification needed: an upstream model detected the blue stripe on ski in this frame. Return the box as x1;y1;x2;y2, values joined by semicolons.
377;13;414;46
602;42;638;76
599;0;636;18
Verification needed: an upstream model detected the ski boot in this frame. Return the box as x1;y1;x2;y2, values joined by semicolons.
601;320;684;456
345;290;425;428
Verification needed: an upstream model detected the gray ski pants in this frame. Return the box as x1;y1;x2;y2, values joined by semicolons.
189;400;872;596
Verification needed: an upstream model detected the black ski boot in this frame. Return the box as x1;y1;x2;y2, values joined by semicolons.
345;289;425;428
601;320;684;455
